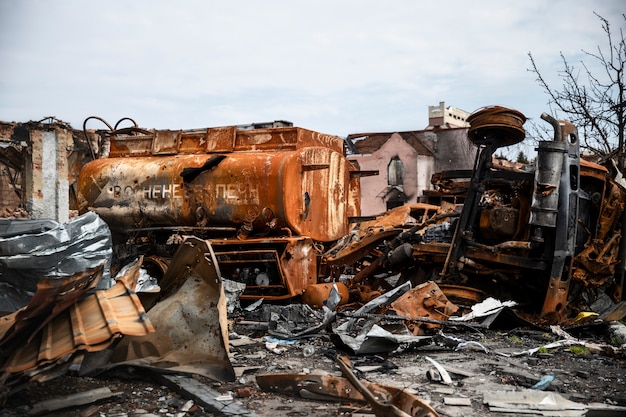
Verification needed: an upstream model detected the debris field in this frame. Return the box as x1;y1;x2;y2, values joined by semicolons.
1;106;626;416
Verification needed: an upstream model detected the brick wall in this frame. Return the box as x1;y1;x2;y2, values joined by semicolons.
0;166;22;216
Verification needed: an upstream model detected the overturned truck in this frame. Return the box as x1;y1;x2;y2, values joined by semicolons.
326;107;626;322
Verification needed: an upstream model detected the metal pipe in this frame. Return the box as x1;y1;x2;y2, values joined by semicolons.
540;113;563;142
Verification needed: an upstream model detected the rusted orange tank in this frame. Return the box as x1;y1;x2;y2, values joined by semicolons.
77;125;361;243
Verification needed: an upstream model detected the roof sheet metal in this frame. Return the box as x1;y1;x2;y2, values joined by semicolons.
0;260;153;376
0;265;105;345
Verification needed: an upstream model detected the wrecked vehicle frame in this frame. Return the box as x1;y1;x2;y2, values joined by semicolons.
74;107;626;322
75;120;362;301
2;106;626;415
5;105;621;330
325;107;626;321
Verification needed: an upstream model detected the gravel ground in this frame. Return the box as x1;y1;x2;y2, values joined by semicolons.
2;318;626;417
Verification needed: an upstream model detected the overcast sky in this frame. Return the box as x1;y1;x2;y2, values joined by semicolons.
1;1;624;146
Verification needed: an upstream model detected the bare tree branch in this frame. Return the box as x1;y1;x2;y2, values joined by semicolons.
527;13;626;171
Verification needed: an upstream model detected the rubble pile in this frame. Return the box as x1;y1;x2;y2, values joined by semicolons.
1;106;626;416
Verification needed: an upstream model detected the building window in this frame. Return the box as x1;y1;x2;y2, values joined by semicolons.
386;189;407;210
387;157;404;186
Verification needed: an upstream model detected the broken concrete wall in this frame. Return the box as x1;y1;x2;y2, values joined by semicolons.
0;122;24;215
25;127;72;221
420;128;476;173
0;120;93;222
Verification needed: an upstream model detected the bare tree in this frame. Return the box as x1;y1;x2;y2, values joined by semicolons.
528;13;626;171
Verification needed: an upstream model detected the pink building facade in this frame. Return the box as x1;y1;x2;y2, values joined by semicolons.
348;128;475;217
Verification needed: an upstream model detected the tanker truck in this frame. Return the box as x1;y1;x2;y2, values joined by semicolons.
77;120;363;301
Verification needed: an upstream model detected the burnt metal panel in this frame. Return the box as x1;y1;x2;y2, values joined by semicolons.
177;126;237;154
211;236;318;300
108;133;155;157
256;357;440;417
151;129;181;155
233;127;344;153
325;203;443;265
104;126;344;157
391;281;459;332
110;237;234;382
0;260;153;376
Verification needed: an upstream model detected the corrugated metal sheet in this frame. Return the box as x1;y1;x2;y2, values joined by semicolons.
0;266;103;344
0;259;153;378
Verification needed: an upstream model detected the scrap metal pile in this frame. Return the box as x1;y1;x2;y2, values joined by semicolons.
325;107;626;324
0;215;233;400
1;106;626;415
73;107;626;322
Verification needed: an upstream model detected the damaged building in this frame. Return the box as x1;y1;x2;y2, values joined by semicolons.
0;118;98;221
346;102;475;215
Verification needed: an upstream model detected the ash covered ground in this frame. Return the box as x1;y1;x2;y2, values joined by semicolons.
3;315;626;417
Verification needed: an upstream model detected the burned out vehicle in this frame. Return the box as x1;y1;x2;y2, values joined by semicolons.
75;106;626;321
76;120;362;301
325;107;626;321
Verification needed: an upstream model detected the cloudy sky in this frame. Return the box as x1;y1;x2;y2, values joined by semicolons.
0;1;623;146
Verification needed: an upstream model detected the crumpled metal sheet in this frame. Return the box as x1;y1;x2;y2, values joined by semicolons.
0;212;113;314
0;259;154;386
391;281;459;333
330;282;433;354
222;278;247;314
267;304;335;340
0;265;104;345
0;218;58;238
331;322;402;355
109;237;235;382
